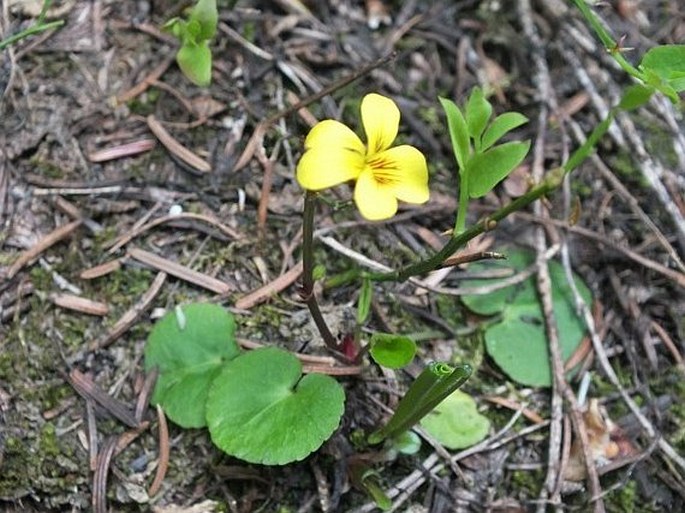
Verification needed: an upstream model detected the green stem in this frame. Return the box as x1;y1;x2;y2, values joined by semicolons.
0;19;64;51
454;171;469;235
366;167;566;283
301;192;339;351
569;0;644;82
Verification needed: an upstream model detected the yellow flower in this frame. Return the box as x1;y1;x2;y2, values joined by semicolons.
296;93;429;220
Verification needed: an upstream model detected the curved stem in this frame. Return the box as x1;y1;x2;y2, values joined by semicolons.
301;192;339;350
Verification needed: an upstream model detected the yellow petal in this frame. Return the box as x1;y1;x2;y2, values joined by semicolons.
374;145;430;204
296;120;366;191
304;119;365;154
361;93;400;156
354;168;398;221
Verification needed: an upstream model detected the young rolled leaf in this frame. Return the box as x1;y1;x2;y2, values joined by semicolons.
368;362;472;444
465;87;493;150
368;332;416;369
439;97;470;171
481;112;529;151
466;140;531;198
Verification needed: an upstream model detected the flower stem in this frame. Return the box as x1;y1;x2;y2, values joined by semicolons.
301;191;339;351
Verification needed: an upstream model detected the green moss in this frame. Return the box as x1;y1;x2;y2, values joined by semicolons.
39;423;60;457
608;149;649;188
635;116;679;170
29;157;65;179
510;468;542;498
127;87;160;116
604;480;645;513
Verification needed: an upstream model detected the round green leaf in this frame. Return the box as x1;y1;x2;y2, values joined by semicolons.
462;249;592;386
145;303;239;428
206;347;345;465
369;333;416;369
391;431;421;455
420;390;490;449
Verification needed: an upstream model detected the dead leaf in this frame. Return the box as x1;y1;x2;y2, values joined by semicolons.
564;399;637;481
503;165;531;198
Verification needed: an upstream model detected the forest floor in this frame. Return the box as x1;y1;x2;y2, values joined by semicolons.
1;0;685;512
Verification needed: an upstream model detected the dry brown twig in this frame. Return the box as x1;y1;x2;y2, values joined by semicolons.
90;271;167;351
127;247;231;295
6;220;83;279
146;114;212;173
234;261;303;310
107;211;241;254
147;404;170;497
518;2;605;510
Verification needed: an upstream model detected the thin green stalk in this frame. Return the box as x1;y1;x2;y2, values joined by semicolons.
569;0;644;82
0;19;64;51
366;166;566;283
301;192;339;351
0;0;63;52
454;172;469;235
564;110;615;173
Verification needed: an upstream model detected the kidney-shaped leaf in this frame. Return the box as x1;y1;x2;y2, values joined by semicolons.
206;347;345;465
420;390;490;449
145;303;239;428
462;249;592;386
466;140;531;198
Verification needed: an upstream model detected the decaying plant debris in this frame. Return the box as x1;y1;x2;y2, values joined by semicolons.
1;1;684;511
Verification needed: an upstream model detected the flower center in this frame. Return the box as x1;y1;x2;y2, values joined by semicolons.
367;155;398;185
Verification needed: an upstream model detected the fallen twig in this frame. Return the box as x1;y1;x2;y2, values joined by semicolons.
51;293;110;316
7;220;82;279
108;211;240;255
67;369;139;428
148;405;169;497
147;115;211;173
90;271;167;350
235;261;303;309
93;436;118;513
128;248;231;295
